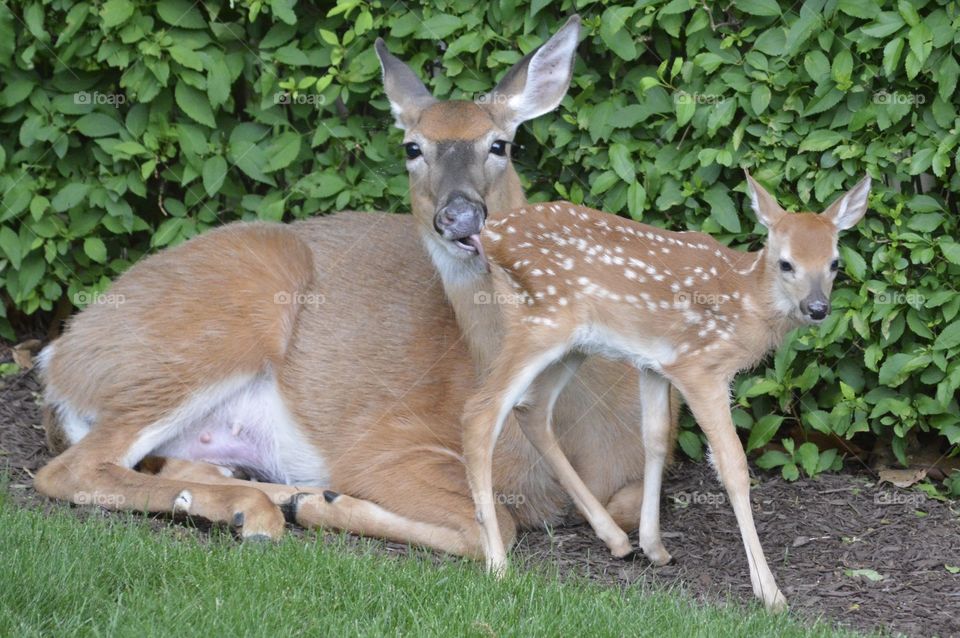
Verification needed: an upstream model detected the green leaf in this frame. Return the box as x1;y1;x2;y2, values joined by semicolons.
755;450;790;469
735;0;781;17
703;184;741;233
746;415;784;452
796;442;819;477
175;81;216;128
678;430;703;460
202;156;228;196
51;183;90;212
74;113;121;137
840;245;867;280
608;144;635;183
882;38;904;76
0;226;21;269
416;14;463;39
675;93;695;127
831;50;853;88
751;85;771;115
781;462;800;481
803;51;830;81
156;0;207;29
906;22;933;67
169;45;205;71
799;129;844;152
264;132;302;172
837;0;879;19
599;7;637;61
83;237;108;263
934;321;960;350
100;0;134;27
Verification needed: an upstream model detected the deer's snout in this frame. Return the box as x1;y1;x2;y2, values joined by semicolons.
434;192;487;240
800;294;830;322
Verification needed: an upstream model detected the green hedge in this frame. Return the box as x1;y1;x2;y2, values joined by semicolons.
1;0;958;483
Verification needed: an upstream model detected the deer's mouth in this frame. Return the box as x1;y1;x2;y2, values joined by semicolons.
452;234;489;271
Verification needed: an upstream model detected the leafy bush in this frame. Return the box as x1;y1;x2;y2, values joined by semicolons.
1;0;958;479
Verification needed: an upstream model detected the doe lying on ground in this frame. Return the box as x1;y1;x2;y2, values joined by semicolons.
461;171;871;612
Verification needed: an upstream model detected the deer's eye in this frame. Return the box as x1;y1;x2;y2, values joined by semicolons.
489;140;508;157
778;260;794;273
830;259;839;272
404;143;422;160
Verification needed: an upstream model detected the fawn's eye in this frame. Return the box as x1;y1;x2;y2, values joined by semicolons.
404;143;422;160
489;140;508;156
778;260;794;273
830;259;839;272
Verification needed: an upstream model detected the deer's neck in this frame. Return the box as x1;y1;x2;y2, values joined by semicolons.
419;170;526;376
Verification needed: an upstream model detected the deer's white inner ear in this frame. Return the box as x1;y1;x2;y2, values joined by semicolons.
828;176;871;230
487;17;580;131
746;176;784;229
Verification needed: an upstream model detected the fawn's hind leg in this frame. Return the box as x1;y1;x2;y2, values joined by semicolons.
671;376;786;612
514;354;632;557
636;369;673;565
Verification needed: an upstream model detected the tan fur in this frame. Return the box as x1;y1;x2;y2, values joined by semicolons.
462;174;870;611
35;19;677;559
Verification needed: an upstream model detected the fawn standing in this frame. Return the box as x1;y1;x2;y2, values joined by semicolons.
462;171;871;611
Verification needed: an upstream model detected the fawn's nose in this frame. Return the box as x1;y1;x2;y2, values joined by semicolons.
434;192;487;239
806;299;829;321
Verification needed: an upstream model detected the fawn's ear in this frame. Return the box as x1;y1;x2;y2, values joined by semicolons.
744;170;786;228
822;175;871;230
375;38;437;130
482;15;580;133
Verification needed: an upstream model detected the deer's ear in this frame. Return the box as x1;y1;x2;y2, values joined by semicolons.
375;38;436;130
744;171;786;229
822;175;871;230
482;15;580;133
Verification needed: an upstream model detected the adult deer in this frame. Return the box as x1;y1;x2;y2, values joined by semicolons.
461;172;871;611
35;17;673;560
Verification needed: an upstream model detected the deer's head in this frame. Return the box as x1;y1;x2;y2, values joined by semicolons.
746;171;871;324
375;17;581;273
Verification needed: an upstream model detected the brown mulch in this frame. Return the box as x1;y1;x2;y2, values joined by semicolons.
1;366;957;638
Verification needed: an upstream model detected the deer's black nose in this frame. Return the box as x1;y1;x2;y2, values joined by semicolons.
807;300;829;321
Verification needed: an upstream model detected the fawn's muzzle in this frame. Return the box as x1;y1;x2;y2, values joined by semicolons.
801;295;830;322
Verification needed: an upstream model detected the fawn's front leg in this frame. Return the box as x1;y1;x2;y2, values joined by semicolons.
462;344;567;575
673;377;787;613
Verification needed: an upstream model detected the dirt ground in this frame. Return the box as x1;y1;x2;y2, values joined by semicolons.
1;367;958;638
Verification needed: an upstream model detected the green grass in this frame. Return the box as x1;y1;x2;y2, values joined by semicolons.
0;490;860;638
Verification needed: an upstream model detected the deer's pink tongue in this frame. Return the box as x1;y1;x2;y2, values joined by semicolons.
465;234;490;272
